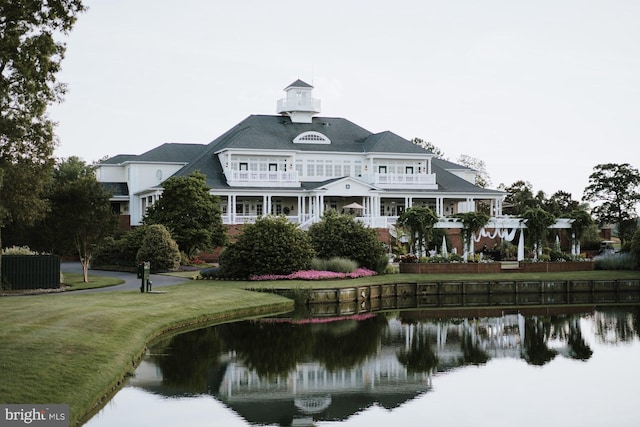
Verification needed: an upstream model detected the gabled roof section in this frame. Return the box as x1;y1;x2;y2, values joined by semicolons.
100;143;206;165
285;79;313;89
136;143;206;162
214;126;295;152
431;162;504;195
432;157;474;171
207;115;372;153
363;131;430;155
99;154;137;165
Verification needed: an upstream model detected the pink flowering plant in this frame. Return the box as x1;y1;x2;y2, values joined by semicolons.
250;267;377;281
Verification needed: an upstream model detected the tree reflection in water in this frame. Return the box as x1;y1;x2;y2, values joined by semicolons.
134;305;640;426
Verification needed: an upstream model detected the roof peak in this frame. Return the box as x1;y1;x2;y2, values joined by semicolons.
284;79;313;90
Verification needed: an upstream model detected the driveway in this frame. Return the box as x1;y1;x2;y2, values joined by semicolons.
61;262;190;293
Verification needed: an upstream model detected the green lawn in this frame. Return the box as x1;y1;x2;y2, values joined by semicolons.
1;269;639;425
0;281;293;425
63;272;125;290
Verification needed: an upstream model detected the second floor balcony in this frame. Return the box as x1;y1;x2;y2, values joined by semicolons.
225;170;299;187
365;172;437;189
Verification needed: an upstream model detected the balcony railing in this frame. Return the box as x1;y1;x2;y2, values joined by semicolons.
225;170;299;187
363;173;437;187
276;98;321;113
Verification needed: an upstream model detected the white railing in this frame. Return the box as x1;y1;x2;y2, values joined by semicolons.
225;170;298;186
374;173;436;186
276;97;321;113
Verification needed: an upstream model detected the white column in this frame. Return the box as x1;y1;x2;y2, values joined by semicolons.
229;194;235;224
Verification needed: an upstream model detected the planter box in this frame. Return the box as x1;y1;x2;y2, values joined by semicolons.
399;262;502;274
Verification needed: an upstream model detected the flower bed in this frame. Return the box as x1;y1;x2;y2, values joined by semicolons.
250;268;377;281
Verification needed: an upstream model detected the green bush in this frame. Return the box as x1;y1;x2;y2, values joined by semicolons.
311;257;358;273
308;210;388;273
2;245;38;255
595;253;638;270
631;228;640;266
136;224;181;272
91;226;151;269
219;215;314;279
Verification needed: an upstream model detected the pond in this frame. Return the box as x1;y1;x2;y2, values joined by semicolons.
86;304;640;427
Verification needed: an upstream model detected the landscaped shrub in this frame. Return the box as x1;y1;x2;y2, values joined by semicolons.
2;245;38;255
311;257;358;273
199;267;220;279
219;215;314;279
136;224;181;272
594;253;638;270
308;210;388;274
91;226;150;269
631;228;640;266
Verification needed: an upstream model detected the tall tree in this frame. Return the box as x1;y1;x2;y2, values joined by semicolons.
545;191;580;217
411;138;446;159
499;180;540;216
0;0;85;277
50;176;117;281
143;171;227;256
457;154;492;188
582;163;640;244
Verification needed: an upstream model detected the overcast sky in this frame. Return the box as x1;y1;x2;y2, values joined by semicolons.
51;0;640;202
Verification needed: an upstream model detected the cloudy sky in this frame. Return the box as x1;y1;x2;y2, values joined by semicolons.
51;0;639;201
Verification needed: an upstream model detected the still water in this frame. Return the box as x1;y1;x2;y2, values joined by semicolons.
86;305;640;427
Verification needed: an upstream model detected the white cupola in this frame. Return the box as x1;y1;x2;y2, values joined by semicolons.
276;79;321;123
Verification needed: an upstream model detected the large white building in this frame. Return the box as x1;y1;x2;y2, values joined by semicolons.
96;80;506;233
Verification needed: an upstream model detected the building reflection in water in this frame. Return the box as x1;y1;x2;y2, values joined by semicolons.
127;306;640;426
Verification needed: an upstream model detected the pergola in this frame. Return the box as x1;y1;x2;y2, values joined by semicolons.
431;216;576;261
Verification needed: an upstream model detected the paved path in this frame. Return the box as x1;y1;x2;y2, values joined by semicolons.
61;262;190;294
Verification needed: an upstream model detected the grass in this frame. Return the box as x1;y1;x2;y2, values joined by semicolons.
1;268;639;425
0;281;293;426
62;272;125;291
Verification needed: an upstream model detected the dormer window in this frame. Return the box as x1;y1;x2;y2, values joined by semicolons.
293;131;331;144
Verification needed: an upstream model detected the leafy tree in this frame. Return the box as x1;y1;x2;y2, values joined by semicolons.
219;215;314;279
568;208;594;254
136;224;181;273
144;171;226;256
0;0;85;279
522;207;556;258
396;207;439;257
617;218;639;247
411;138;446;159
50;176;118;281
545;191;580;217
457;154;492;188
53;155;94;184
308;210;388;273
499;180;540;215
454;211;490;260
583;163;640;244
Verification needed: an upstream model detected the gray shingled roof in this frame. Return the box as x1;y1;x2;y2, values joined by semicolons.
165;114;502;196
363;131;431;154
285;79;313;89
100;143;206;165
100;154;137;165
